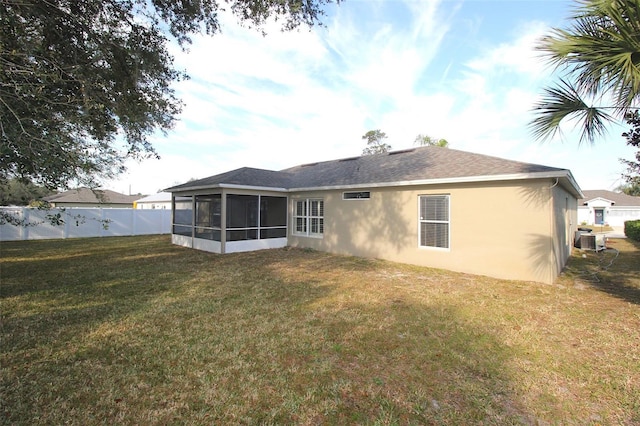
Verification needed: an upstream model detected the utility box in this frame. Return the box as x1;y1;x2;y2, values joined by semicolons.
574;229;593;248
579;234;597;250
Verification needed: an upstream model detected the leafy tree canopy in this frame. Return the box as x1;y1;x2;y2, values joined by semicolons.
1;0;336;190
362;129;391;155
617;182;640;195
530;0;640;144
0;178;55;206
414;134;448;148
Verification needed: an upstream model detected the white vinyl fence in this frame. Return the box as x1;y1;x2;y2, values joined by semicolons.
1;207;171;241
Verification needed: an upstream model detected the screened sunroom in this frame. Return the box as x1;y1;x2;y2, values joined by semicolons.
171;191;288;254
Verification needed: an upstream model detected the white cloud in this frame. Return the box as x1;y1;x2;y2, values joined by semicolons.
465;20;549;76
104;154;219;195
104;1;635;195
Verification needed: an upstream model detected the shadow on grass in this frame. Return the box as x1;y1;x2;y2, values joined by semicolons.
1;239;187;358
2;238;531;424
1;236;220;297
583;239;640;305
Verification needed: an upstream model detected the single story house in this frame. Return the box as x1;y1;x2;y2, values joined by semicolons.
43;188;140;208
134;192;172;210
577;189;640;226
166;147;583;284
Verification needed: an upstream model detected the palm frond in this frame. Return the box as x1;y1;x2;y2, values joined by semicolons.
530;79;615;144
538;0;640;109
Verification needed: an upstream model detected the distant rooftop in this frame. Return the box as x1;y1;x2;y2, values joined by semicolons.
135;192;172;203
44;188;139;204
578;189;640;206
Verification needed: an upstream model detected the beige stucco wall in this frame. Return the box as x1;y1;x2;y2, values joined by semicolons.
289;179;572;284
551;184;578;279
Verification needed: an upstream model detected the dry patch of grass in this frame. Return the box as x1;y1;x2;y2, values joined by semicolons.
1;236;639;424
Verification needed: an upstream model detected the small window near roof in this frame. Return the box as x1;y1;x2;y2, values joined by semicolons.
343;191;370;200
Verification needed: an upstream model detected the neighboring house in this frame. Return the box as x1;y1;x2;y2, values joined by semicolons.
577;189;640;226
43;188;139;208
166;147;583;284
134;192;172;209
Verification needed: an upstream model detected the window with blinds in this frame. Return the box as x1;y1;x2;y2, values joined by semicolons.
419;195;449;249
293;199;324;237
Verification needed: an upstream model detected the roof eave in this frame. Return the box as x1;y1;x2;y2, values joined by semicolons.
583;197;615;204
165;170;584;198
562;170;584;199
166;183;288;193
220;183;288;192
290;170;583;196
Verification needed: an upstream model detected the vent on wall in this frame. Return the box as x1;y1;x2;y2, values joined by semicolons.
343;191;370;200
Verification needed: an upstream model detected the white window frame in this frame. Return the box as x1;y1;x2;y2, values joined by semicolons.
418;194;450;250
293;198;324;238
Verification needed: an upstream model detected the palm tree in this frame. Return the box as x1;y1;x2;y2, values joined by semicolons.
530;0;640;144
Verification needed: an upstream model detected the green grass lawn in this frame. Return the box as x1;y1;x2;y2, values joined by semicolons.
1;235;639;425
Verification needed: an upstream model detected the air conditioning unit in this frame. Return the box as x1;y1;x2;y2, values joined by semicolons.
579;234;596;250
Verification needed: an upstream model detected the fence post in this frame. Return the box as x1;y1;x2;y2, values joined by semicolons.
101;209;106;237
131;208;136;236
22;208;29;240
64;209;70;239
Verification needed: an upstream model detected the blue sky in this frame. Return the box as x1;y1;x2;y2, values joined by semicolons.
105;0;637;195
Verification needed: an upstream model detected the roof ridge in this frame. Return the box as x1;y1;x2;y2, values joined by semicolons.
281;145;430;171
281;146;567;172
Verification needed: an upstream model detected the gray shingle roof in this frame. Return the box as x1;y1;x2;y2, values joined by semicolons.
283;147;565;189
578;190;640;206
166;167;294;191
43;188;139;204
166;147;572;192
